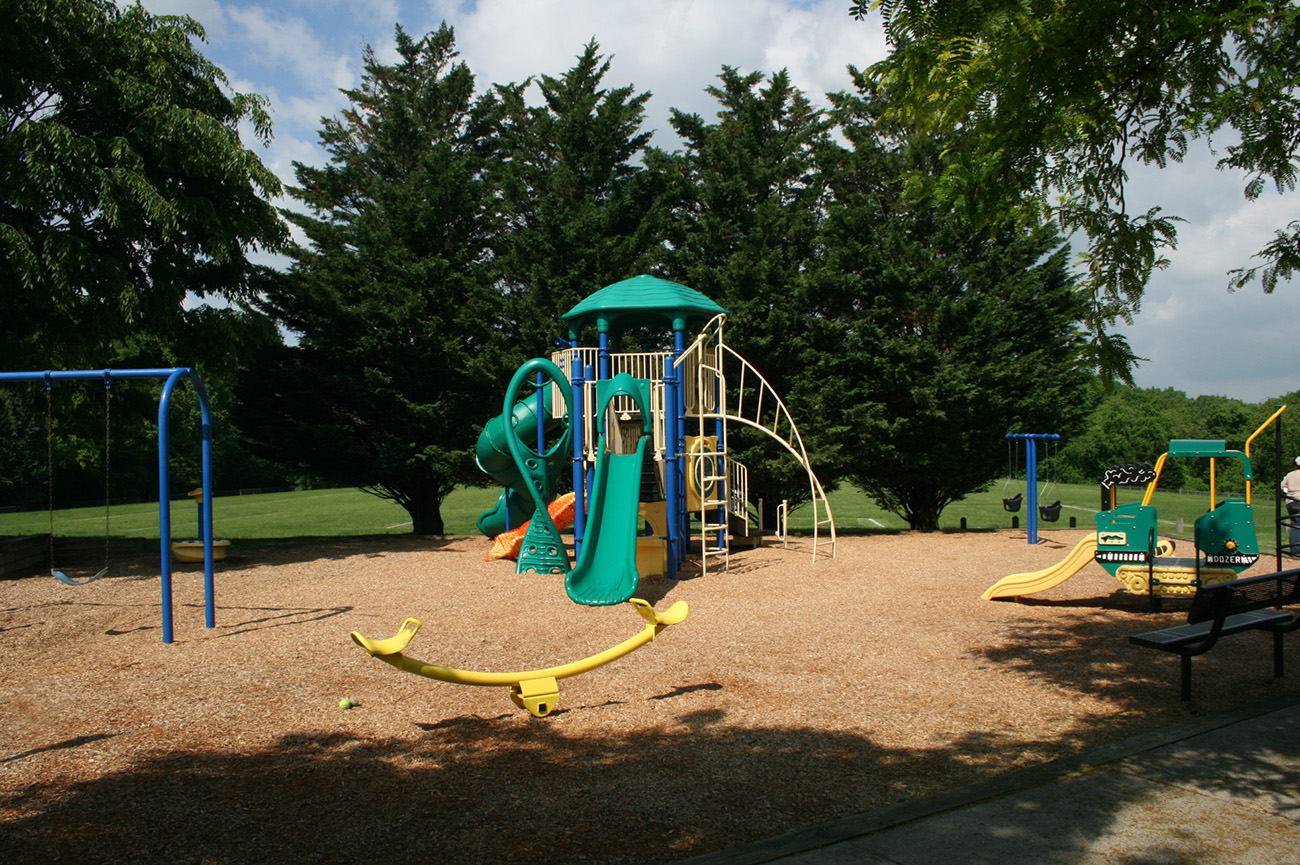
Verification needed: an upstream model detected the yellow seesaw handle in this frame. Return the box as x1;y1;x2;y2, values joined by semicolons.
349;598;689;717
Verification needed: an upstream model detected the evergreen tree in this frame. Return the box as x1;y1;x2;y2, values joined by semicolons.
661;67;839;524
237;24;504;535
805;74;1090;531
489;42;668;354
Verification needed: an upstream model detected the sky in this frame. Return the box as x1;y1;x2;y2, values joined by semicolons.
138;0;1300;404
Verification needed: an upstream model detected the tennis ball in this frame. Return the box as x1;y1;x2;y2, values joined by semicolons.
339;698;353;710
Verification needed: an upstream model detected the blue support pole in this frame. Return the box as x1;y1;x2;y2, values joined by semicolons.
158;369;216;640
673;329;688;564
570;342;586;556
584;363;596;504
1026;437;1039;544
662;355;679;580
594;327;610;538
598;330;611;380
1006;433;1060;545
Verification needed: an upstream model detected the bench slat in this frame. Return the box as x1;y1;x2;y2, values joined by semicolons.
1130;609;1291;650
1189;570;1300;623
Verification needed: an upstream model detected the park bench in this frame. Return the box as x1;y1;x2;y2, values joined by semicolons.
1129;569;1300;701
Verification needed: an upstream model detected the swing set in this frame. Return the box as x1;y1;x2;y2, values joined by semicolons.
1002;433;1062;544
0;368;218;643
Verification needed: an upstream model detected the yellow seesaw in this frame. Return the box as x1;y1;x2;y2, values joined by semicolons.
349;598;689;717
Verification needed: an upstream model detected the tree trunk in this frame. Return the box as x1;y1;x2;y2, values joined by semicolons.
905;504;942;532
410;503;445;536
404;483;446;535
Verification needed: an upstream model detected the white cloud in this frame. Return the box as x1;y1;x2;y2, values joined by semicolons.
439;0;884;147
123;0;231;38
1118;146;1300;401
224;5;355;91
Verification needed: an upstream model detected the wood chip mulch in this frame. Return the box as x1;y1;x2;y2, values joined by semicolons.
2;529;1295;863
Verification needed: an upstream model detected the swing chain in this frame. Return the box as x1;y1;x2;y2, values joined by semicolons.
45;376;55;569
103;372;111;571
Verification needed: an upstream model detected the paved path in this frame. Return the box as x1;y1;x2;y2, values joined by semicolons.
681;691;1300;865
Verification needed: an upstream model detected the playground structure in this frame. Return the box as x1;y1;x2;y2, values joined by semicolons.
353;276;836;715
479;275;836;580
171;487;231;563
984;407;1288;602
0;368;219;643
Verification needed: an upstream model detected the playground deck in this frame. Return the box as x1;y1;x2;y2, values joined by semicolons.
1;530;1295;863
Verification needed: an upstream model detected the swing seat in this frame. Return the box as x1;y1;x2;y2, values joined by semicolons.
1002;493;1023;512
53;567;107;586
1039;500;1063;522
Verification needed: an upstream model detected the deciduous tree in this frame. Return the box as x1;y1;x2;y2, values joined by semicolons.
1;0;285;371
857;0;1300;382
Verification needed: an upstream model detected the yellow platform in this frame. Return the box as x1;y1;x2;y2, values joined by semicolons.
171;540;230;562
636;501;668;578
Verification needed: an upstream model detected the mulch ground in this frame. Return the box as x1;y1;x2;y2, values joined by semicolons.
2;529;1296;863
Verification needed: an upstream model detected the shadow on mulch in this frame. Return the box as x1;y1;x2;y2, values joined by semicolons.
0;710;1153;865
5;607;1297;865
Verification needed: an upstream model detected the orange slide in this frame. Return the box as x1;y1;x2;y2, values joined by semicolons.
486;492;577;561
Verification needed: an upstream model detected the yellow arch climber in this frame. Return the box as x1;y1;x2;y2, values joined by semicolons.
350;598;689;717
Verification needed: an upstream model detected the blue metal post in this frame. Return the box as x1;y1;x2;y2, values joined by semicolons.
1006;433;1059;546
570;341;586;556
584;363;596;502
598;330;611;380
158;369;215;640
674;329;688;563
1026;437;1039;544
662;356;679;580
594;329;610;529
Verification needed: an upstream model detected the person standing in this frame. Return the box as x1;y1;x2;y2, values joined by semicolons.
1282;457;1300;557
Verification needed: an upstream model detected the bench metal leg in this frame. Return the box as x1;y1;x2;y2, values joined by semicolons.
1275;631;1285;679
1180;654;1192;702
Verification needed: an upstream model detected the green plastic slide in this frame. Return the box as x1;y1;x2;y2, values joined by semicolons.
565;373;652;606
566;435;648;605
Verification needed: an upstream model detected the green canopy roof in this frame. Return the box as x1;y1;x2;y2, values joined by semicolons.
562;275;727;336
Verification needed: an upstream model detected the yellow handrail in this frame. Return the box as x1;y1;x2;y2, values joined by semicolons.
1142;453;1169;506
1244;405;1287;504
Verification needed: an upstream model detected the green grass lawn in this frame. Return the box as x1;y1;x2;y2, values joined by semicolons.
766;481;1290;555
3;481;1290;554
0;486;501;546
